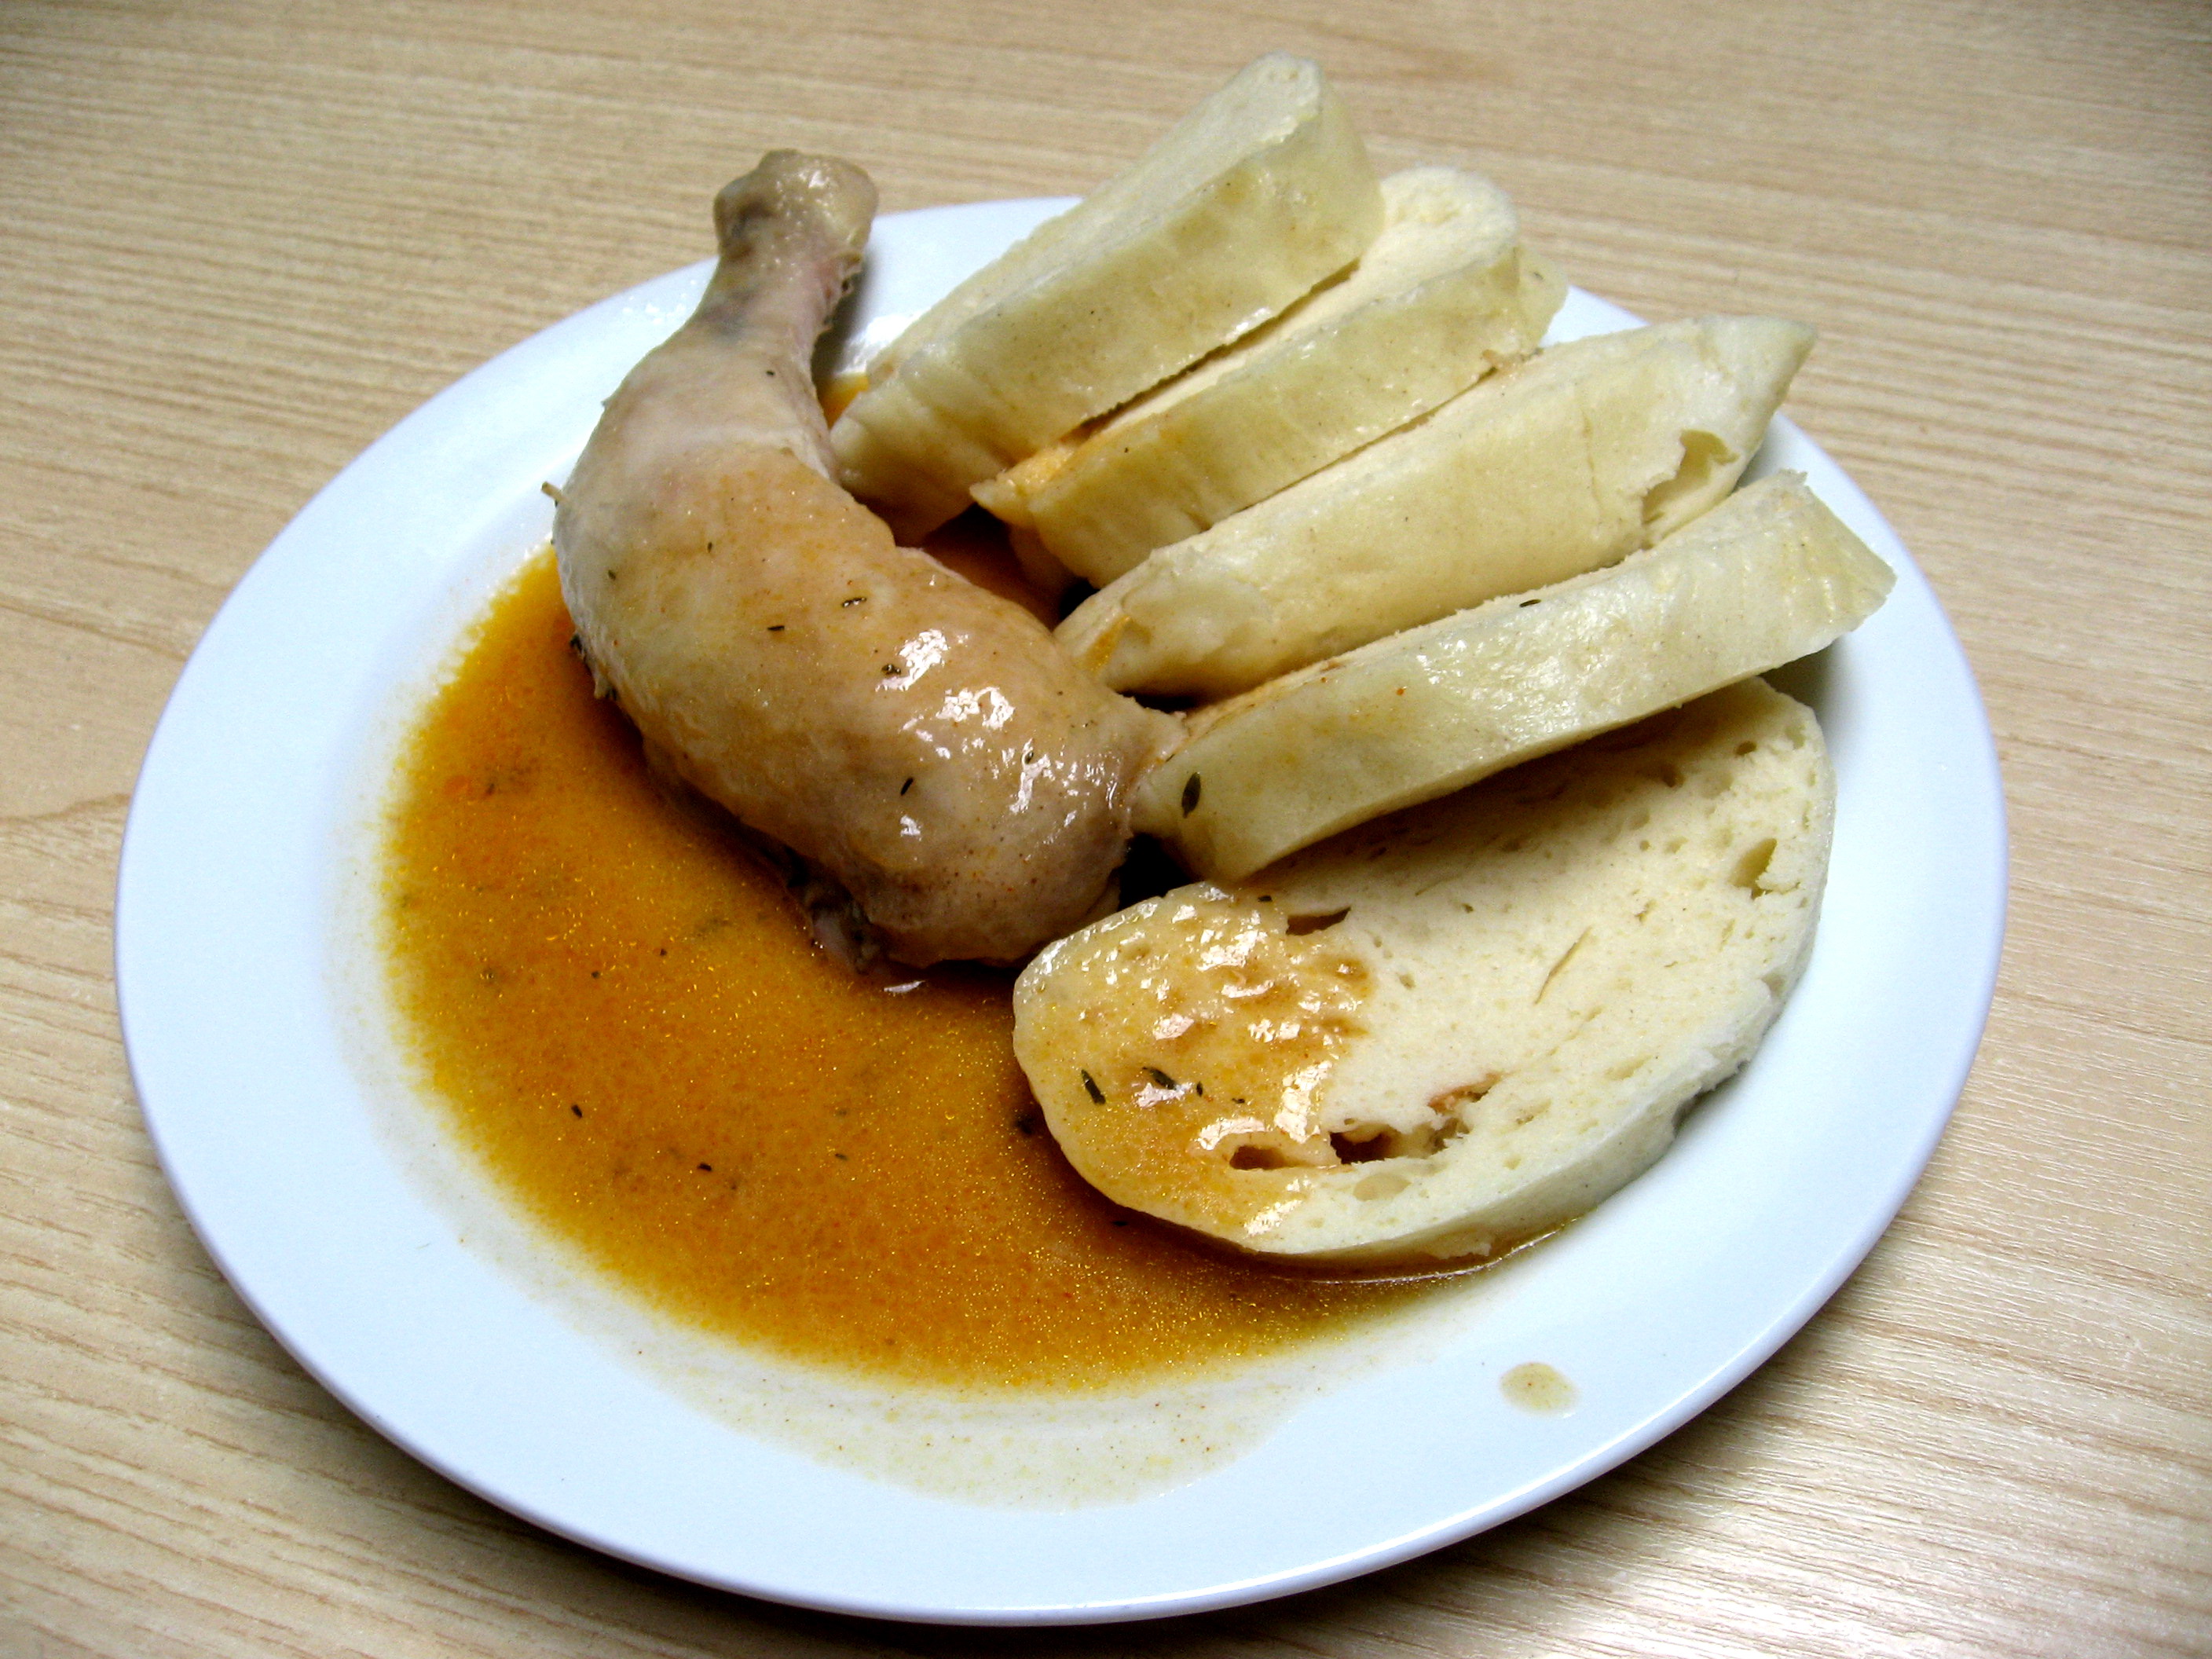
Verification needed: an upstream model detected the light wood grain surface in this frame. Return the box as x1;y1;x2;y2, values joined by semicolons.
4;1;2207;1654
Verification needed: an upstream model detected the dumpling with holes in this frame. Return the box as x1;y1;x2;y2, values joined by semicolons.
1011;677;1836;1266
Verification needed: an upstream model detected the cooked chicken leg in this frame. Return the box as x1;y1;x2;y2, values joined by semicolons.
554;152;1178;965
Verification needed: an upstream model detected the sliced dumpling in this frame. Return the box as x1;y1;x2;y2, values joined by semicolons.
830;53;1382;540
974;166;1563;584
1060;316;1816;698
1014;678;1834;1266
1133;474;1892;882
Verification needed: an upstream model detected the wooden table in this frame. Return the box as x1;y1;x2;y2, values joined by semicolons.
5;2;2206;1652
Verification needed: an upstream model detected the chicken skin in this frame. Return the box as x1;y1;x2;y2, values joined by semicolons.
554;152;1178;965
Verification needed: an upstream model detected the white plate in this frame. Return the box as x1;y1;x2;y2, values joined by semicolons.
115;199;2005;1624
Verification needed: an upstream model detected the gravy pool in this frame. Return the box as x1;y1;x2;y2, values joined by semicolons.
380;549;1425;1391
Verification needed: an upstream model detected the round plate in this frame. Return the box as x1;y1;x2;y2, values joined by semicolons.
115;199;2005;1624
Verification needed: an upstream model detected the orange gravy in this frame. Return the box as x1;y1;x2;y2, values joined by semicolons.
380;550;1423;1390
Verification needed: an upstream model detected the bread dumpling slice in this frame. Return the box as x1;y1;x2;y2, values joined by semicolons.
830;53;1382;540
974;167;1565;584
1058;315;1815;698
1013;678;1833;1267
1133;473;1892;881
